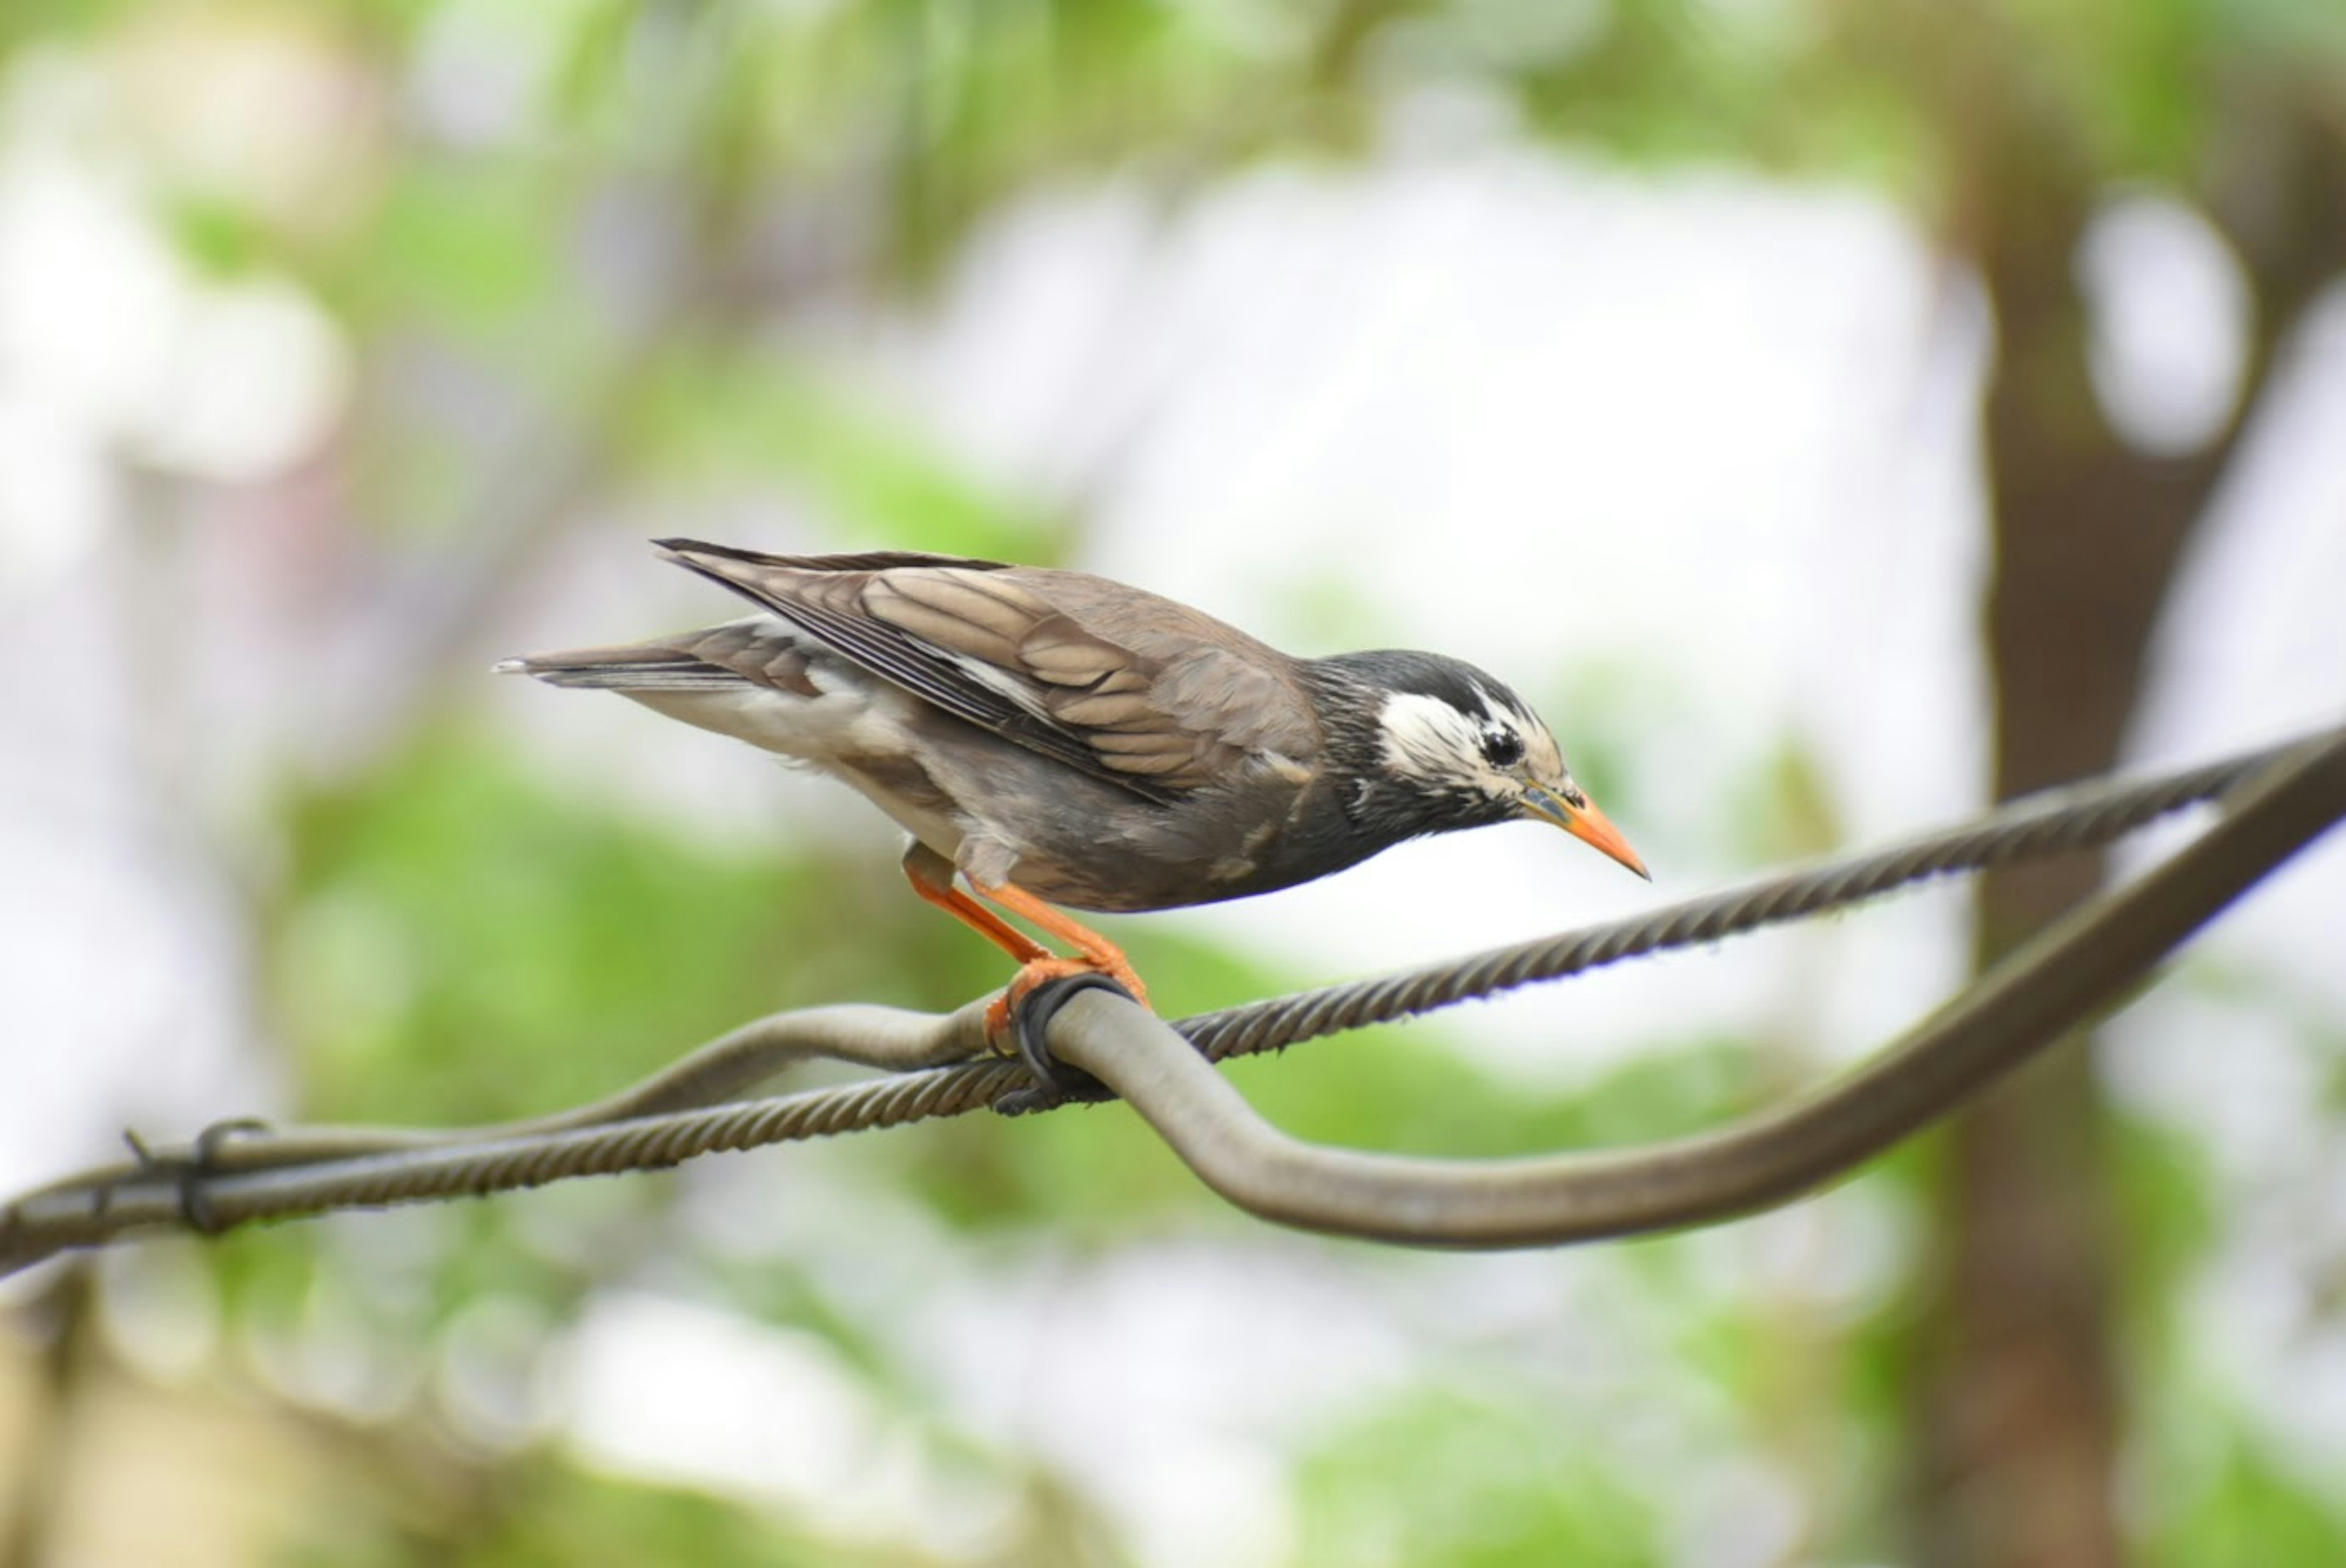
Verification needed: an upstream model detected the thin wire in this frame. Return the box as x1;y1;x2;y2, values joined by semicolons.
1048;726;2346;1245
1180;734;2289;1061
1;722;2333;1275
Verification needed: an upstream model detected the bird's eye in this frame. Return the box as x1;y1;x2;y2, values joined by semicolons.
1482;727;1524;768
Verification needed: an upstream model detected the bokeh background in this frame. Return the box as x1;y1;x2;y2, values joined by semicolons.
4;2;2345;1564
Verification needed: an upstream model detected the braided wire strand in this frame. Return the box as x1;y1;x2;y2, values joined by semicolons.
0;724;2325;1274
1175;743;2273;1060
248;1058;1028;1215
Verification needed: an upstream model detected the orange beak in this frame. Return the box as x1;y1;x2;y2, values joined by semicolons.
1523;786;1651;881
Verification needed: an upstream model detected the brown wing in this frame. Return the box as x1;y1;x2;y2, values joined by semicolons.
653;539;1314;801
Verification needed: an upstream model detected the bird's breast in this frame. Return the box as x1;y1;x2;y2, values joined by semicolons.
984;759;1354;914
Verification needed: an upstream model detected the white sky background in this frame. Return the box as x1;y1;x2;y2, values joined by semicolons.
3;59;2345;1565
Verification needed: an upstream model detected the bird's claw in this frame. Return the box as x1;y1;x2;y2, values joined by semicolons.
988;969;1135;1112
985;953;1147;1047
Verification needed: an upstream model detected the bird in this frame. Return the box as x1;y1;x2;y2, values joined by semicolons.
500;541;1648;1054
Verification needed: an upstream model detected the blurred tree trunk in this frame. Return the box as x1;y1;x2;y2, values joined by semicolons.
1909;76;2345;1568
3;1267;96;1568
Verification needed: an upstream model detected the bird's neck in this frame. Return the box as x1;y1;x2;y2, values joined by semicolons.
1301;658;1509;847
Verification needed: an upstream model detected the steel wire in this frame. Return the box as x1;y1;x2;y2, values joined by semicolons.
2;722;2334;1275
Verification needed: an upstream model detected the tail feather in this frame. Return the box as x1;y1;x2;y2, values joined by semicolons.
496;644;747;692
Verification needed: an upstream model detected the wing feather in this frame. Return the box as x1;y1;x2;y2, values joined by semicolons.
654;540;1312;800
864;573;1042;663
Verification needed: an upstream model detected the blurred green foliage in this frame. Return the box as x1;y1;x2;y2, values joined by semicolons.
1296;1388;1665;1567
272;729;816;1125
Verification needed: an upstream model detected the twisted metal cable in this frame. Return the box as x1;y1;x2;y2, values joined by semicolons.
2;1052;1037;1275
208;1057;1036;1216
1176;735;2292;1060
2;722;2334;1275
1054;724;2346;1245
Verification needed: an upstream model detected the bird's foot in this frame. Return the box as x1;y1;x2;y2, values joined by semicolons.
986;954;1150;1043
986;958;1146;1106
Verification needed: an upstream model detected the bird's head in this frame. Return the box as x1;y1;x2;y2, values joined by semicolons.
1329;651;1649;880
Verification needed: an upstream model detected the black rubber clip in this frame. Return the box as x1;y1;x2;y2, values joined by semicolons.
122;1117;271;1236
995;972;1130;1114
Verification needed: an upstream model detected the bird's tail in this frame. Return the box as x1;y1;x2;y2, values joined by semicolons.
495;642;745;691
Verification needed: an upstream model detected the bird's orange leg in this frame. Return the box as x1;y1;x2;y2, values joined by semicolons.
969;879;1152;1043
901;847;1150;1050
900;847;1050;964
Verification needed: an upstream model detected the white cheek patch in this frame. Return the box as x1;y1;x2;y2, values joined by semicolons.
1473;684;1565;779
1507;709;1564;779
1377;691;1493;782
